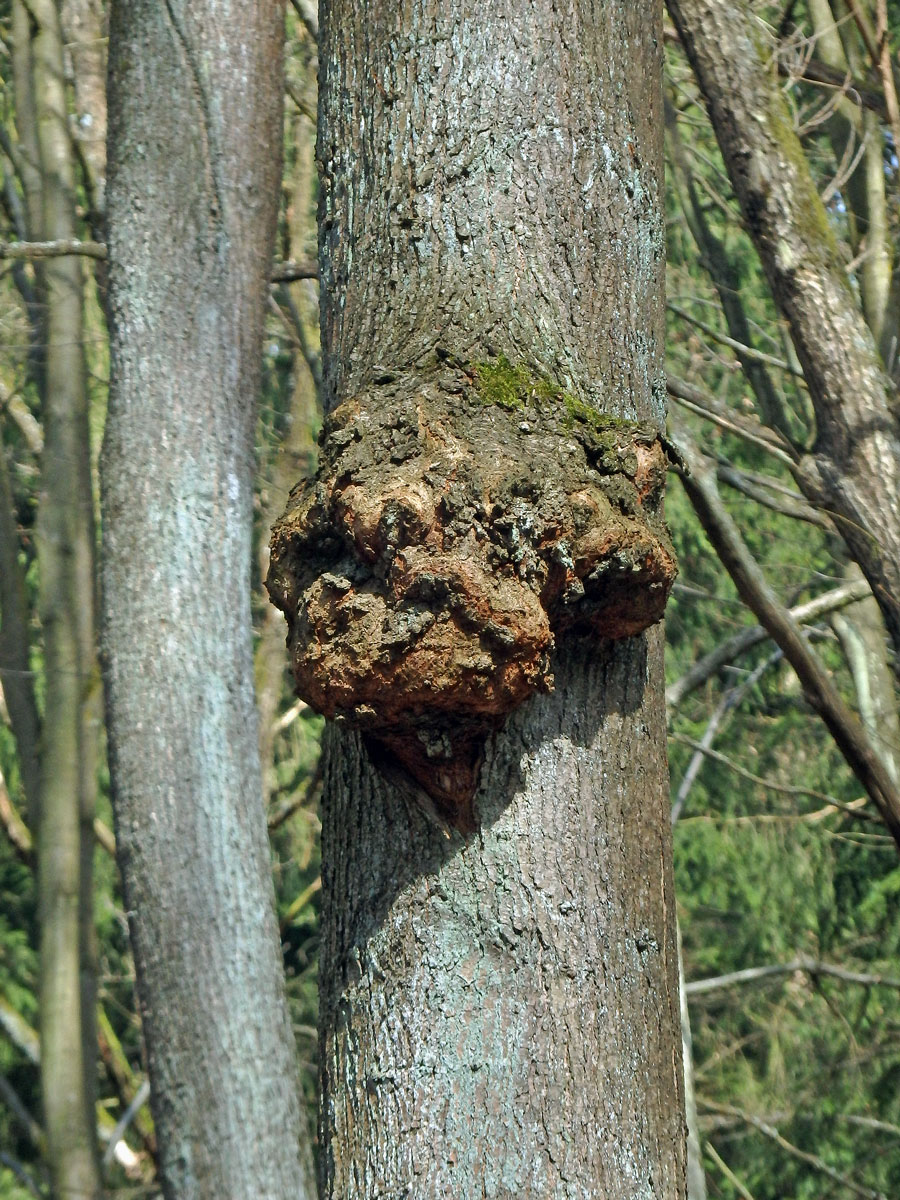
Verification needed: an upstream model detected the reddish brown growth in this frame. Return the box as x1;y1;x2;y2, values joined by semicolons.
266;371;676;831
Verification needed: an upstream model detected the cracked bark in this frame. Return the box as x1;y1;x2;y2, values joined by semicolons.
284;2;686;1196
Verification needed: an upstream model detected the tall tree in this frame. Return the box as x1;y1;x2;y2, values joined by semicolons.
267;1;686;1195
10;1;104;1195
102;2;311;1196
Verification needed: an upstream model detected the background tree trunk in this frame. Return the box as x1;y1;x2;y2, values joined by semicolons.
102;3;310;1196
29;1;102;1194
310;2;686;1195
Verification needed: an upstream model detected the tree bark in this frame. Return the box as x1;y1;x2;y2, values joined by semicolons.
281;2;686;1195
666;0;900;668
102;3;310;1197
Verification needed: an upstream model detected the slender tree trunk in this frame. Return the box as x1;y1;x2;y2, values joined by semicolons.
27;0;102;1195
60;0;107;219
273;2;685;1195
667;0;900;666
102;3;310;1197
0;431;41;826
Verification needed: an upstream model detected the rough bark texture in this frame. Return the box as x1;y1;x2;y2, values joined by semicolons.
667;0;900;666
318;637;682;1198
102;3;310;1197
274;1;685;1195
269;376;675;829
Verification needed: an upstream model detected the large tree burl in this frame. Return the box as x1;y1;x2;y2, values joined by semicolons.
266;364;676;831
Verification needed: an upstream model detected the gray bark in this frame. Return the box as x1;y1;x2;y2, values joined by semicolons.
309;2;686;1196
102;3;310;1197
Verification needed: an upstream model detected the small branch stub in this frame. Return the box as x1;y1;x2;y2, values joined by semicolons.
267;363;676;830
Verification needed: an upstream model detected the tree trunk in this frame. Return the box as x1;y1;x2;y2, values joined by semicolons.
102;3;310;1197
29;0;102;1194
59;0;107;220
667;0;900;667
270;2;686;1195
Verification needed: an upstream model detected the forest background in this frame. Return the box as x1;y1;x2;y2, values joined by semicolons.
1;1;900;1198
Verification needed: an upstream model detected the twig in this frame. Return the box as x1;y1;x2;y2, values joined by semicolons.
671;651;780;824
666;374;795;465
686;957;900;996
273;697;309;736
94;816;116;856
717;462;829;527
776;55;888;121
269;258;318;282
842;1114;900;1138
704;1141;756;1200
670;734;879;823
0;995;39;1063
0;237;106;260
0;239;319;283
0;1073;43;1148
0;1150;43;1198
267;758;323;832
102;1079;152;1169
667;578;871;709
0;766;33;862
669;302;806;377
875;0;900;162
280;876;322;933
699;1100;887;1199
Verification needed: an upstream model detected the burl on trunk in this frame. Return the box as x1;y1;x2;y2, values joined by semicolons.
267;361;675;831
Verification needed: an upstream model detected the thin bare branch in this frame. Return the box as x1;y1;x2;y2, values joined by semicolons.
267;757;323;832
669;302;806;377
704;1141;756;1200
717;462;830;526
700;1101;887;1199
0;238;320;283
670;733;880;823
0;765;33;862
666;375;796;465
270;257;318;282
667;578;871;709
0;236;106;260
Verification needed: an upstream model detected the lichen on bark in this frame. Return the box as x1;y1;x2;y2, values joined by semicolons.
267;361;676;830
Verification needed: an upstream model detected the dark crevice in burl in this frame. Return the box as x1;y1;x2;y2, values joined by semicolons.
266;363;677;832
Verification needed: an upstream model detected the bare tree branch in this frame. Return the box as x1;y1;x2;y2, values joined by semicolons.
669;301;806;377
0;238;319;282
270;257;318;282
670;733;880;823
667;374;795;464
0;236;106;259
704;1141;756;1200
667;578;871;709
700;1101;887;1200
670;419;900;848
